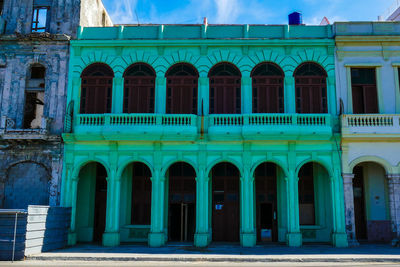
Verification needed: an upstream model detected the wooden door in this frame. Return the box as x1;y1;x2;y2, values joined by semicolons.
353;166;367;240
295;76;327;113
167;76;198;114
255;163;278;242
212;163;240;242
210;76;241;114
252;76;284;113
123;76;155;113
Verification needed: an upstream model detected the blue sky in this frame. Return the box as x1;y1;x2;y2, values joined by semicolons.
102;0;398;25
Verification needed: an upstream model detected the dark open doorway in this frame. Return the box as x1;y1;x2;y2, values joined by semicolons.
211;162;240;242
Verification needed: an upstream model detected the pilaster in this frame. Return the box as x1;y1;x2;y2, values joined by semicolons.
67;176;78;246
330;171;348;248
285;170;302;247
194;168;210;247
284;77;295;113
387;174;400;246
242;76;252;114
155;76;166;114
103;167;121;246
240;167;256;247
148;168;166;247
342;173;359;246
113;76;124;113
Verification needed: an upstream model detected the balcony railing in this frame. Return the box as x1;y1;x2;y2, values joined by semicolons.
67;113;333;141
341;114;400;136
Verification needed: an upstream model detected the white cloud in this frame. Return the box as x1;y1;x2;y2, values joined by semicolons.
108;0;138;24
214;0;240;23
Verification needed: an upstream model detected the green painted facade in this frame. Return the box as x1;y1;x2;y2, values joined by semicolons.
61;24;348;248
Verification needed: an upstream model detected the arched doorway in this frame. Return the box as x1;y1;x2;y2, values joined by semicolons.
211;162;240;242
119;162;152;242
298;162;333;243
4;162;50;209
123;63;155;113
208;63;241;114
254;162;281;243
353;162;391;242
166;63;198;114
75;162;108;243
294;62;327;113
167;162;196;242
251;62;284;113
80;63;114;114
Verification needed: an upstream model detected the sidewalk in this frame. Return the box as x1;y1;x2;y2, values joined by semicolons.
27;243;400;263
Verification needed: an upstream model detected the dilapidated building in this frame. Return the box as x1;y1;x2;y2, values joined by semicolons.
0;0;112;209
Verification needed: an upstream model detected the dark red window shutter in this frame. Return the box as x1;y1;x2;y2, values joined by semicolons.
351;68;378;114
364;85;379;114
209;63;241;114
251;63;284;113
123;64;155;113
298;163;315;225
166;64;198;114
294;63;327;114
80;63;114;114
131;163;152;225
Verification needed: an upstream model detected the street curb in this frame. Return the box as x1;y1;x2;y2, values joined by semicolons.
26;255;400;263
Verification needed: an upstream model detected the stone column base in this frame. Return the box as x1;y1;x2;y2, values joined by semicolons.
68;232;77;246
331;232;348;248
148;232;166;247
347;238;359;247
240;232;256;247
194;232;209;247
286;232;302;247
102;232;120;247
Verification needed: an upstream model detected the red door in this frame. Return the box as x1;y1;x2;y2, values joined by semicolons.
210;76;241;114
166;76;198;114
252;76;284;113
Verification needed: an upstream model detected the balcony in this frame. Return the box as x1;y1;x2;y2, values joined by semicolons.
341;114;400;139
64;113;333;142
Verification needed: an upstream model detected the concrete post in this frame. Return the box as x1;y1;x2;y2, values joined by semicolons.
342;173;359;246
240;168;256;247
194;168;210;247
155;76;166;114
148;169;166;247
330;172;348;247
242;76;252;114
387;174;400;246
285;170;302;246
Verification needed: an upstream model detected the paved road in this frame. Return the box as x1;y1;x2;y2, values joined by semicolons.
2;261;400;267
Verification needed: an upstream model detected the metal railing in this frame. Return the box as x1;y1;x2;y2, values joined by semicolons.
0;209;27;262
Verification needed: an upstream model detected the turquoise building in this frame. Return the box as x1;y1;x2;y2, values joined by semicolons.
61;23;348;248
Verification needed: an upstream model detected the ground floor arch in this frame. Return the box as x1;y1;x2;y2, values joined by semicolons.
353;162;391;243
119;162;152;242
210;162;240;243
297;162;334;243
166;162;196;242
75;162;108;243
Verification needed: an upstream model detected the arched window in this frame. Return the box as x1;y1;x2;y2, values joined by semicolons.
166;63;198;114
251;63;284;113
80;63;114;114
209;63;241;114
294;63;327;113
123;63;155;113
24;64;46;129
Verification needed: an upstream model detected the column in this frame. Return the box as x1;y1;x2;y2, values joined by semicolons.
330;172;349;247
113;75;124;113
342;173;359;246
284;76;295;113
241;76;252;114
327;76;337;115
240;168;256;247
198;76;209;115
285;170;302;247
387;174;400;245
194;169;210;247
67;176;78;246
103;170;121;246
148;169;166;247
155;76;166;114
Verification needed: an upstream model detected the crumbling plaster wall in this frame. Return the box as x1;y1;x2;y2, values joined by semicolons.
0;41;69;134
2;0;112;37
